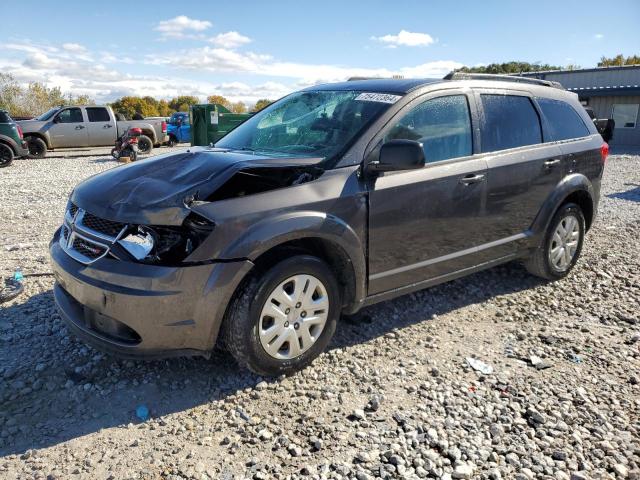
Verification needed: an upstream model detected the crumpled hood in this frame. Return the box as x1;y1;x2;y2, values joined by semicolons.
71;147;323;225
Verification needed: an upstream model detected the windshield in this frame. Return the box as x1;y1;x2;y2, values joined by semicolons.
35;107;60;121
216;90;396;163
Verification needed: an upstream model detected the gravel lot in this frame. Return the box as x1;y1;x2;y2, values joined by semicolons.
1;148;639;480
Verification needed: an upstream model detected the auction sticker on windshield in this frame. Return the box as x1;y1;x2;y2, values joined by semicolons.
355;93;402;104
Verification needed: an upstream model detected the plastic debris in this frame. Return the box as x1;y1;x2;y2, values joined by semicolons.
466;357;494;375
13;268;23;282
135;404;149;421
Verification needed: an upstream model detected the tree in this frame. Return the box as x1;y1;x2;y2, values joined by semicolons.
110;96;160;119
0;73;95;117
169;95;199;112
456;61;563;74
206;95;232;109
253;99;273;111
597;54;640;67
230;101;247;113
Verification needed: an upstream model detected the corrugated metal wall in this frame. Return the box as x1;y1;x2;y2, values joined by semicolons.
587;95;640;146
541;68;640;89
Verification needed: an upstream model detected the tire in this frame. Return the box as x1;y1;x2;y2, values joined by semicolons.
524;202;585;280
26;137;47;159
111;148;119;159
0;143;14;168
137;135;153;155
222;255;341;376
167;135;177;148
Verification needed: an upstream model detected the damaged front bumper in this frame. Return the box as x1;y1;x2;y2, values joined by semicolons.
50;228;253;358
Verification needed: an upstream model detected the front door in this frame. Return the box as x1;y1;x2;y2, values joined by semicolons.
49;107;88;148
86;107;116;146
368;93;489;295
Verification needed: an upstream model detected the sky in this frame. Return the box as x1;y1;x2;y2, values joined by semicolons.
1;0;638;105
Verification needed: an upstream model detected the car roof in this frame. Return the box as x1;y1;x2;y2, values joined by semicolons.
305;78;443;94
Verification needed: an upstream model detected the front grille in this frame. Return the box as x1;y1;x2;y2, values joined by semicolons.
80;212;126;237
72;237;107;260
60;204;128;264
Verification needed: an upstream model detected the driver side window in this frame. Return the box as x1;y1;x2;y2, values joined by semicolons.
57;108;84;123
385;95;472;163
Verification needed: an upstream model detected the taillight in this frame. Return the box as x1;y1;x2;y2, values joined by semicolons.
600;142;609;164
17;125;23;139
161;121;167;133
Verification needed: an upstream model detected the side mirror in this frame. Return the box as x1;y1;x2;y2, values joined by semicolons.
53;115;61;123
368;139;425;173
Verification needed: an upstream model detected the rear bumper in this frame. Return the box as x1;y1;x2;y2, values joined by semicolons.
16;141;29;157
50;230;253;358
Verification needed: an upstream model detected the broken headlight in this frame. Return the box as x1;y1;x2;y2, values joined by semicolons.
115;214;214;265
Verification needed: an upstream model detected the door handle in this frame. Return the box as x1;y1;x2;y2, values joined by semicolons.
75;125;85;130
544;159;561;168
103;124;113;128
459;173;486;185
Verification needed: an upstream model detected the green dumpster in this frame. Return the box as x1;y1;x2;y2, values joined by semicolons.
190;103;251;146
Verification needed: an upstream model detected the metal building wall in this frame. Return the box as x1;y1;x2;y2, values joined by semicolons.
588;95;640;147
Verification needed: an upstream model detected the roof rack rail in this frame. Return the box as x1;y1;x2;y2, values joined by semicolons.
443;72;564;89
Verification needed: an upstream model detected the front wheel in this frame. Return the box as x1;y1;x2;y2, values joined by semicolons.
524;202;585;280
26;137;47;159
0;143;14;167
222;255;340;376
137;135;153;155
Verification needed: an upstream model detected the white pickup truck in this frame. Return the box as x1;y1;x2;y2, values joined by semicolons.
18;105;168;158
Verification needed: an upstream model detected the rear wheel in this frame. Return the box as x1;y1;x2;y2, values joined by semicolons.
222;255;340;376
0;143;14;167
524;202;585;280
137;135;153;155
26;137;47;159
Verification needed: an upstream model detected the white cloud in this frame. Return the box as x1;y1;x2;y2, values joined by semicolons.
62;43;86;52
147;46;462;83
594;33;604;40
155;16;212;38
0;40;463;106
210;31;251;49
372;30;435;47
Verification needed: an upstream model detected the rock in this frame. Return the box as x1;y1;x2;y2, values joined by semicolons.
452;463;474;479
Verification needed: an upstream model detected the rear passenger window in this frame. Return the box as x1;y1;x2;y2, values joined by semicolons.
86;107;111;122
481;95;541;152
537;98;590;141
385;95;472;163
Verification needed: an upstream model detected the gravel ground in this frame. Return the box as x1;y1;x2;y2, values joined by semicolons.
0;148;639;480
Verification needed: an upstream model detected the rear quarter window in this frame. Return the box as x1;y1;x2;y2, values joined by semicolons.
537;98;590;141
480;94;542;152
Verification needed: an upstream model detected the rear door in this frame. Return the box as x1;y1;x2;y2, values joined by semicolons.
368;91;490;295
48;107;88;148
86;107;116;146
475;90;563;262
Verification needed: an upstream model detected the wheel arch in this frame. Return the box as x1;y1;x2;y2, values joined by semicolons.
530;173;595;240
23;132;50;148
0;135;18;154
213;212;368;314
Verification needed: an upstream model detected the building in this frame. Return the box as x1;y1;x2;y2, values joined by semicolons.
521;65;640;150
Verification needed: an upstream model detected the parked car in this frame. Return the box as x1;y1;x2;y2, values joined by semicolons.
166;112;190;146
18;106;168;158
584;106;615;143
0;110;29;167
50;74;607;376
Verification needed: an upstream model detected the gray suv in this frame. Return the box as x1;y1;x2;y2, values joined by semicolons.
50;73;607;376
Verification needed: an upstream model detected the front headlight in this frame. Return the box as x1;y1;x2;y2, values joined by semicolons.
119;228;155;260
115;214;214;265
